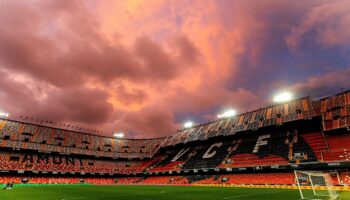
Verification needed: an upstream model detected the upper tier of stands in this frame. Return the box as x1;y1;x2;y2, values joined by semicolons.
163;97;316;146
0;119;163;159
321;91;350;131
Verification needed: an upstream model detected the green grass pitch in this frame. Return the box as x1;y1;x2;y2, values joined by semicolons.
1;185;350;200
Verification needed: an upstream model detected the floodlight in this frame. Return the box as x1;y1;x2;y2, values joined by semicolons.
217;109;236;119
0;112;9;118
184;121;193;128
273;92;292;103
113;132;124;138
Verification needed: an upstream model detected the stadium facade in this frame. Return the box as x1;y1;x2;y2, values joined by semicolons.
1;90;350;186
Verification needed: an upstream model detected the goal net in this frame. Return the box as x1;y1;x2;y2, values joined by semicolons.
294;170;339;200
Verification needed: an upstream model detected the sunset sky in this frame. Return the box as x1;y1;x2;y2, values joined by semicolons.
0;0;350;138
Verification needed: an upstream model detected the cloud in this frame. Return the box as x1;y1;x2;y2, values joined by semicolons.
171;35;201;64
133;36;179;80
0;69;114;126
44;86;114;124
290;67;350;97
286;0;350;51
115;106;179;138
0;0;198;88
0;0;349;138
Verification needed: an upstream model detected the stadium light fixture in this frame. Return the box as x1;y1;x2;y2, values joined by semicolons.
273;92;292;103
113;132;124;138
0;112;9;118
184;121;193;129
217;109;236;119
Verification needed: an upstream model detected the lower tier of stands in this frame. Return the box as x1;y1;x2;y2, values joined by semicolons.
0;151;157;174
1;170;349;186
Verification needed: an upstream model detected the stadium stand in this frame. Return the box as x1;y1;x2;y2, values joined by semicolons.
0;91;350;187
3;172;350;186
339;170;350;185
0;151;157;174
219;173;295;185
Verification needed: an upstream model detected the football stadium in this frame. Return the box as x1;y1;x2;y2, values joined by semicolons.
1;0;350;200
1;91;350;199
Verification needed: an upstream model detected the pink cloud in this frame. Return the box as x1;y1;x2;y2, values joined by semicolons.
286;0;350;51
0;0;348;138
290;67;350;96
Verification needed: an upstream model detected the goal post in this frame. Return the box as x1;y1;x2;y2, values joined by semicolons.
294;170;339;200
